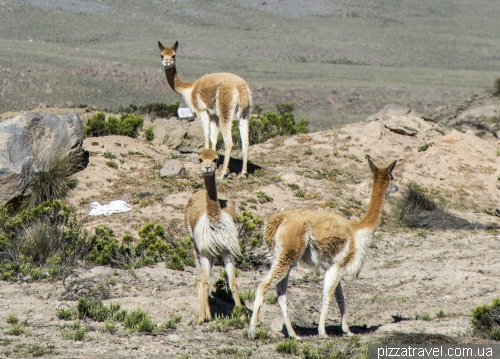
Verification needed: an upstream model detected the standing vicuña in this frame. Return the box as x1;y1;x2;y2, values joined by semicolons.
158;40;253;179
248;158;398;339
185;149;242;323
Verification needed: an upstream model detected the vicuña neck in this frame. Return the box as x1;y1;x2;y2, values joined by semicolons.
204;174;220;218
164;66;192;95
353;177;388;232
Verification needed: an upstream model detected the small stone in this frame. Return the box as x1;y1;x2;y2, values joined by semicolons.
166;333;181;342
396;236;407;245
160;159;185;177
270;317;285;332
412;241;422;247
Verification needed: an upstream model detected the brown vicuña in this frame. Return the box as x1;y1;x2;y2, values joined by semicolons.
158;41;253;178
185;149;242;323
248;158;398;339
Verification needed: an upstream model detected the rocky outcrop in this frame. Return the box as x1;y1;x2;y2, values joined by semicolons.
140;117;205;153
0;112;84;206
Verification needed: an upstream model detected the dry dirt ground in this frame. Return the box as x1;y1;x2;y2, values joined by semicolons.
1;105;500;358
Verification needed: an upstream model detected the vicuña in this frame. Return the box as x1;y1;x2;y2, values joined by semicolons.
248;158;398;339
185;149;242;323
158;41;253;178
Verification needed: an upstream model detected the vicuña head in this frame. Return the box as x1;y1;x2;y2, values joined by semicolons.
158;40;253;179
248;157;397;340
185;148;242;323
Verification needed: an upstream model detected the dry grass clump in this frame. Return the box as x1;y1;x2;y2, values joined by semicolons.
27;149;81;208
392;182;482;229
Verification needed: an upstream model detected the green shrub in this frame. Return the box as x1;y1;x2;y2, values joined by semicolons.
4;324;29;336
0;201;88;280
103;320;118;334
218;102;309;149
275;339;299;355
265;293;278;305
472;298;500;340
76;298;112;322
6;314;19;325
160;314;182;330
124;309;156;332
209;306;249;332
145;127;155;141
56;308;75;321
119;102;179;119
84;112;144;138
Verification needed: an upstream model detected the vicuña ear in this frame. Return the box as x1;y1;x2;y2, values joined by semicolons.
173;41;179;52
367;157;377;174
386;160;397;175
158;41;164;51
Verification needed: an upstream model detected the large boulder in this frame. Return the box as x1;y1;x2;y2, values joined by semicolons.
140;117;205;152
0;112;84;206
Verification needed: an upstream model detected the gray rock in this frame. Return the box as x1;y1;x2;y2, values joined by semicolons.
270;316;285;332
160;159;186;177
0;112;84;206
142;117;204;153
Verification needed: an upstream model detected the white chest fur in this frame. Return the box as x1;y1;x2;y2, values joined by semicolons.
193;212;241;258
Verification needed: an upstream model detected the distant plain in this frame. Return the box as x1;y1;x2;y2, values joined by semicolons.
1;0;499;130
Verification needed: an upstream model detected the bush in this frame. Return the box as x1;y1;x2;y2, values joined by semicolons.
392;182;476;229
0;201;88;280
275;339;299;355
472;297;500;340
218;102;309;149
84;112;144;138
119;102;179;119
27;149;80;208
145;127;155;141
124;308;156;332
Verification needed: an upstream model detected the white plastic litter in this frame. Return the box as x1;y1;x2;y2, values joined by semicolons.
88;200;131;216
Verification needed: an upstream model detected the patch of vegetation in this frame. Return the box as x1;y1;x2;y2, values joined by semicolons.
256;191;273;203
84;112;144;138
435;309;446;318
76;298;121;322
26;149;80;208
275;338;299;355
295;190;306;198
391;182;480;229
118;102;180;119
145;127;155;141
235;210;264;267
6;313;20;325
60;322;86;341
86;221;193;270
106;160;118;169
26;343;56;357
0;201;89;281
219;102;309;149
124;308;157;333
209;305;250;332
302;335;364;359
472;297;500;340
417;142;433;152
160;314;182;330
4;324;29;336
240;289;256;302
265;293;278;305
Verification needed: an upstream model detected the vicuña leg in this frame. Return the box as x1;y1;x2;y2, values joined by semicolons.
276;272;298;339
198;110;211;149
219;120;233;178
334;281;353;336
238;118;249;178
318;265;341;338
209;116;219;151
223;251;241;306
248;257;294;339
199;255;212;322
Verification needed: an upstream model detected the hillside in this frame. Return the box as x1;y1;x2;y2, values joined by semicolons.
0;98;499;358
1;0;500;130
